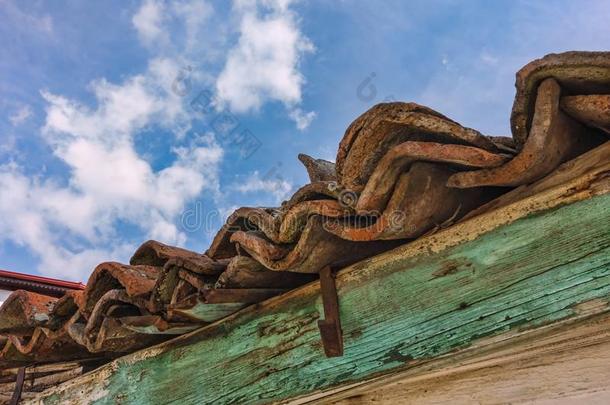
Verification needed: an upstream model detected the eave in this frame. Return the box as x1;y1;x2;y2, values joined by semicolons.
30;142;610;404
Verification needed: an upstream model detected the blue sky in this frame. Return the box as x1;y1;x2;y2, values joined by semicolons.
1;0;609;281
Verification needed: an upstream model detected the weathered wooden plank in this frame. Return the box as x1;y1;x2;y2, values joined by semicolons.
323;307;610;404
31;155;610;405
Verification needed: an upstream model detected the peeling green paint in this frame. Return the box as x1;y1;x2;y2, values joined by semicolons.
174;302;247;323
37;193;610;405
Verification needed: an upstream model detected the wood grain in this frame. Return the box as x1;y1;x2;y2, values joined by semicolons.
317;305;610;404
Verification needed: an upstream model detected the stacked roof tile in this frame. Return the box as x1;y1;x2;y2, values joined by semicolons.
1;51;609;393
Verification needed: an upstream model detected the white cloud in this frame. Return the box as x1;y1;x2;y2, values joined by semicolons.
480;52;498;66
171;0;214;52
0;53;224;279
0;132;222;280
288;107;316;131
9;105;32;126
233;170;293;202
132;0;168;47
0;0;317;278
0;166;134;279
132;0;315;130
215;0;315;128
0;134;17;155
132;0;216;58
1;2;54;36
41;57;190;145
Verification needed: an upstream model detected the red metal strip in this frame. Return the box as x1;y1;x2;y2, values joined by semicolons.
0;269;85;290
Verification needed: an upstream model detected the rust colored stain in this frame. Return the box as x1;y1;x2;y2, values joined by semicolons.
0;291;56;333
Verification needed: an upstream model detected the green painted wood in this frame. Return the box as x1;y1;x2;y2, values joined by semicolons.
173;302;247;322
38;193;610;405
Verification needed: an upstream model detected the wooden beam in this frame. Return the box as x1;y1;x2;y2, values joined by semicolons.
31;147;610;405
303;303;610;404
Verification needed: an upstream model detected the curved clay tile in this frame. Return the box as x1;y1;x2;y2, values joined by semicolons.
79;262;160;317
163;255;229;278
231;231;292;262
83;290;143;341
149;258;218;312
67;289;169;353
215;256;316;289
6;328;48;356
4;328;89;364
336;102;499;192
355;141;510;214
0;291;93;366
326;162;492;241
214;170;449;257
458;142;610;223
130;240;228;275
281;181;343;210
511;51;610;148
449;78;605;188
560;95;610;134
176;268;214;292
0;290;56;334
277;200;353;243
231;216;400;273
297;153;337;182
86;317;165;354
337;102;453;174
486;136;517;154
206;207;279;260
132;240;230;278
45;290;82;331
207;201;347;247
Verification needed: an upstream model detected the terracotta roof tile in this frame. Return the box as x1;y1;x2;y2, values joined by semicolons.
0;291;56;334
336;102;500;193
297;153;337;182
449;78;605;188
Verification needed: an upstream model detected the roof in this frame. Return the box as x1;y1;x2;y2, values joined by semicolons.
25;144;610;404
0;50;609;396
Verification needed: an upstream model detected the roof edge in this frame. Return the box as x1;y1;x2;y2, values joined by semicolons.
0;269;85;291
